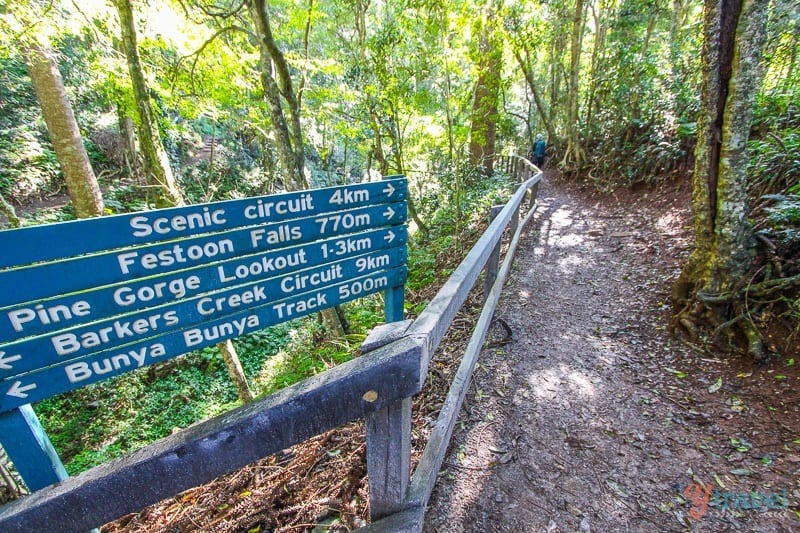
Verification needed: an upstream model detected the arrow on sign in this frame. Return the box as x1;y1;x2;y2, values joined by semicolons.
0;351;22;370
383;206;395;220
383;183;396;197
7;380;36;399
384;230;396;244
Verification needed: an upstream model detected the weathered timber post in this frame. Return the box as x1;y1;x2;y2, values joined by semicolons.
509;193;520;238
529;180;539;212
483;205;504;306
365;176;411;520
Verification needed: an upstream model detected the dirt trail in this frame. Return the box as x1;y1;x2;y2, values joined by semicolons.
424;174;799;532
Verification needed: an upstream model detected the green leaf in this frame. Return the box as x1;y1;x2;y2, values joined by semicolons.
708;377;722;393
665;367;688;379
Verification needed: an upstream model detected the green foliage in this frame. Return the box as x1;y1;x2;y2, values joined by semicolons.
0;54;61;200
750;128;800;194
587;120;692;190
761;194;800;255
3;0;794;488
36;324;294;473
407;167;513;295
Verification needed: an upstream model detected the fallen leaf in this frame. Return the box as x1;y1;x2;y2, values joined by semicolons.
708;377;722;393
665;367;688;379
729;468;752;476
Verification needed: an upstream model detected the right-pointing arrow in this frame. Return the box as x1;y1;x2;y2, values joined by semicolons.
384;230;396;244
382;183;396;197
0;351;22;371
7;380;37;399
383;206;395;220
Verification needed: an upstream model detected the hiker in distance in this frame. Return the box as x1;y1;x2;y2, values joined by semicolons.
532;134;546;168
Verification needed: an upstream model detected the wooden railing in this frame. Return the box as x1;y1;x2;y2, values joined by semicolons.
361;157;541;531
0;158;541;532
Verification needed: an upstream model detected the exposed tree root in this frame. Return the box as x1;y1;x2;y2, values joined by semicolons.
673;283;771;362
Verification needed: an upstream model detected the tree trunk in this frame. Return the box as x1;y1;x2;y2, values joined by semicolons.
24;41;104;219
112;0;184;208
0;192;20;228
585;3;608;136
672;0;768;358
218;340;255;402
118;105;139;180
561;0;586;169
468;9;502;176
247;0;307;191
248;0;348;338
630;13;658;121
514;49;558;144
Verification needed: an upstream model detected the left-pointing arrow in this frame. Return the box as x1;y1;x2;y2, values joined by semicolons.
383;206;395;220
7;380;36;399
0;351;22;371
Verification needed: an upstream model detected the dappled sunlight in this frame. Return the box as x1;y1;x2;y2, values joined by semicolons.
557;253;585;270
529;198;609;279
552;233;585;247
550;206;575;229
526;364;597;399
566;371;595;396
656;210;686;237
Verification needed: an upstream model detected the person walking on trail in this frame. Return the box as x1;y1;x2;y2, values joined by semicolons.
532;134;546;168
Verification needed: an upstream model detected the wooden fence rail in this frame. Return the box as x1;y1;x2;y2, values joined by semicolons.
362;157;541;531
0;158;540;532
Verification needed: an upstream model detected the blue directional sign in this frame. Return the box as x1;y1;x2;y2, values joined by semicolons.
0;178;406;269
0;202;406;308
0;178;408;415
0;267;407;412
0;177;409;500
0;247;407;379
0;227;406;343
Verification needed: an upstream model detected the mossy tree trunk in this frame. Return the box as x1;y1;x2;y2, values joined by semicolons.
560;0;586;170
468;7;502;177
515;49;558;147
0;192;20;228
247;0;346;339
672;0;768;358
114;0;253;399
24;40;104;219
112;0;184;208
247;0;308;192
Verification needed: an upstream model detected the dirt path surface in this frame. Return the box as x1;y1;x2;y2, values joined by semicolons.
424;175;800;532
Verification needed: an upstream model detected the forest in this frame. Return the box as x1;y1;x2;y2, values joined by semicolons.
0;0;799;530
